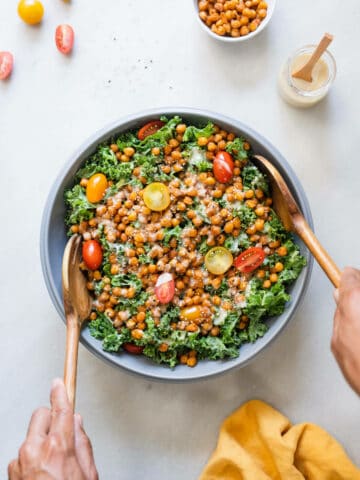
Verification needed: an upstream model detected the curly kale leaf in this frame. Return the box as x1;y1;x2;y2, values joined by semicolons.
232;204;257;229
226;137;248;160
264;210;289;242
88;313;131;352
247;318;268;343
64;185;95;226
110;273;142;290
242;163;269;195
188;148;213;172
76;146;133;182
135;154;172;183
224;232;251;254
244;280;290;322
183;122;215;142
118;292;149;315
279;240;307;283
163;225;182;246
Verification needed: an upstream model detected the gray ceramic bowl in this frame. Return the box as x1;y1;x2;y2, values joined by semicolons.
40;107;313;382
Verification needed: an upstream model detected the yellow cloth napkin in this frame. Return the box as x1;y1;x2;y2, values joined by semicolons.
199;400;360;480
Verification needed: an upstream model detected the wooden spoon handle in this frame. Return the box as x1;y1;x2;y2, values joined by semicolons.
293;215;341;288
306;33;333;70
64;316;80;410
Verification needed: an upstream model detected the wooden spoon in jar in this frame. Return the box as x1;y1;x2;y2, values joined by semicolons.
253;155;341;288
62;234;92;410
292;33;333;82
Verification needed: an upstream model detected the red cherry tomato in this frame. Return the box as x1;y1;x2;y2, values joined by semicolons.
82;240;103;270
234;247;265;273
0;52;13;80
155;273;175;304
213;151;234;183
123;343;144;355
138;120;165;140
55;24;74;55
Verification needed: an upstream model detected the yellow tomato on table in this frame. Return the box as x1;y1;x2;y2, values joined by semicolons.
18;0;44;25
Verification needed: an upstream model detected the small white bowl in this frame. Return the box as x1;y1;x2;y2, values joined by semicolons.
193;0;276;43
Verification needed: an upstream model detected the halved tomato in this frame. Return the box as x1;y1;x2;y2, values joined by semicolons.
55;24;74;55
213;151;234;183
143;182;170;211
123;343;144;354
0;52;13;80
234;247;265;273
138;120;165;140
155;273;175;304
205;247;233;275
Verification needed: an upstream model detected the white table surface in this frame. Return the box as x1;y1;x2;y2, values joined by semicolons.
1;0;359;478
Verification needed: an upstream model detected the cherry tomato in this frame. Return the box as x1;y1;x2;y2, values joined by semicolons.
180;306;202;321
55;24;74;55
234;247;265;273
205;247;233;275
155;273;175;304
18;0;44;25
86;173;108;203
138;120;165;140
213;151;234;183
123;343;144;355
143;182;170;211
82;240;103;270
0;52;13;80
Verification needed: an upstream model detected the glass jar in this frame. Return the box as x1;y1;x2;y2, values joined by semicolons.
278;44;337;108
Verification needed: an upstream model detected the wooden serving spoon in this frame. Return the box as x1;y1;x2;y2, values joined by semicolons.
292;33;333;82
253;155;341;288
62;234;92;409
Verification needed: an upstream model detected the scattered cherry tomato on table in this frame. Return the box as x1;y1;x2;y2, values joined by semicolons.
123;343;144;355
0;52;14;80
55;24;74;55
82;240;103;271
205;247;233;275
213;151;234;183
86;173;108;203
138;120;165;140
143;182;170;211
234;247;265;273
155;273;175;304
18;0;44;25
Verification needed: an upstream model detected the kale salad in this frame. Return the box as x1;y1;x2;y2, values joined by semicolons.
64;116;306;368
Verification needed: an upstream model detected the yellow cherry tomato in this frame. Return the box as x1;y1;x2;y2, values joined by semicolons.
18;0;44;25
180;306;203;321
143;182;170;211
205;247;233;275
86;173;108;203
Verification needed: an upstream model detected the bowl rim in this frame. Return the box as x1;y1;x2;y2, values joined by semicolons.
40;106;313;382
192;0;277;43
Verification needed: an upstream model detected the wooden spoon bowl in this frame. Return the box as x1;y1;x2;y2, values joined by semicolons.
62;234;92;409
252;155;341;287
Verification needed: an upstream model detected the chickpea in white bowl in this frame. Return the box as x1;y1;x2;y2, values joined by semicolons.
193;0;276;42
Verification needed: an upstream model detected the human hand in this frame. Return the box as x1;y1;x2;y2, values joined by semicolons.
8;378;98;480
331;267;360;396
